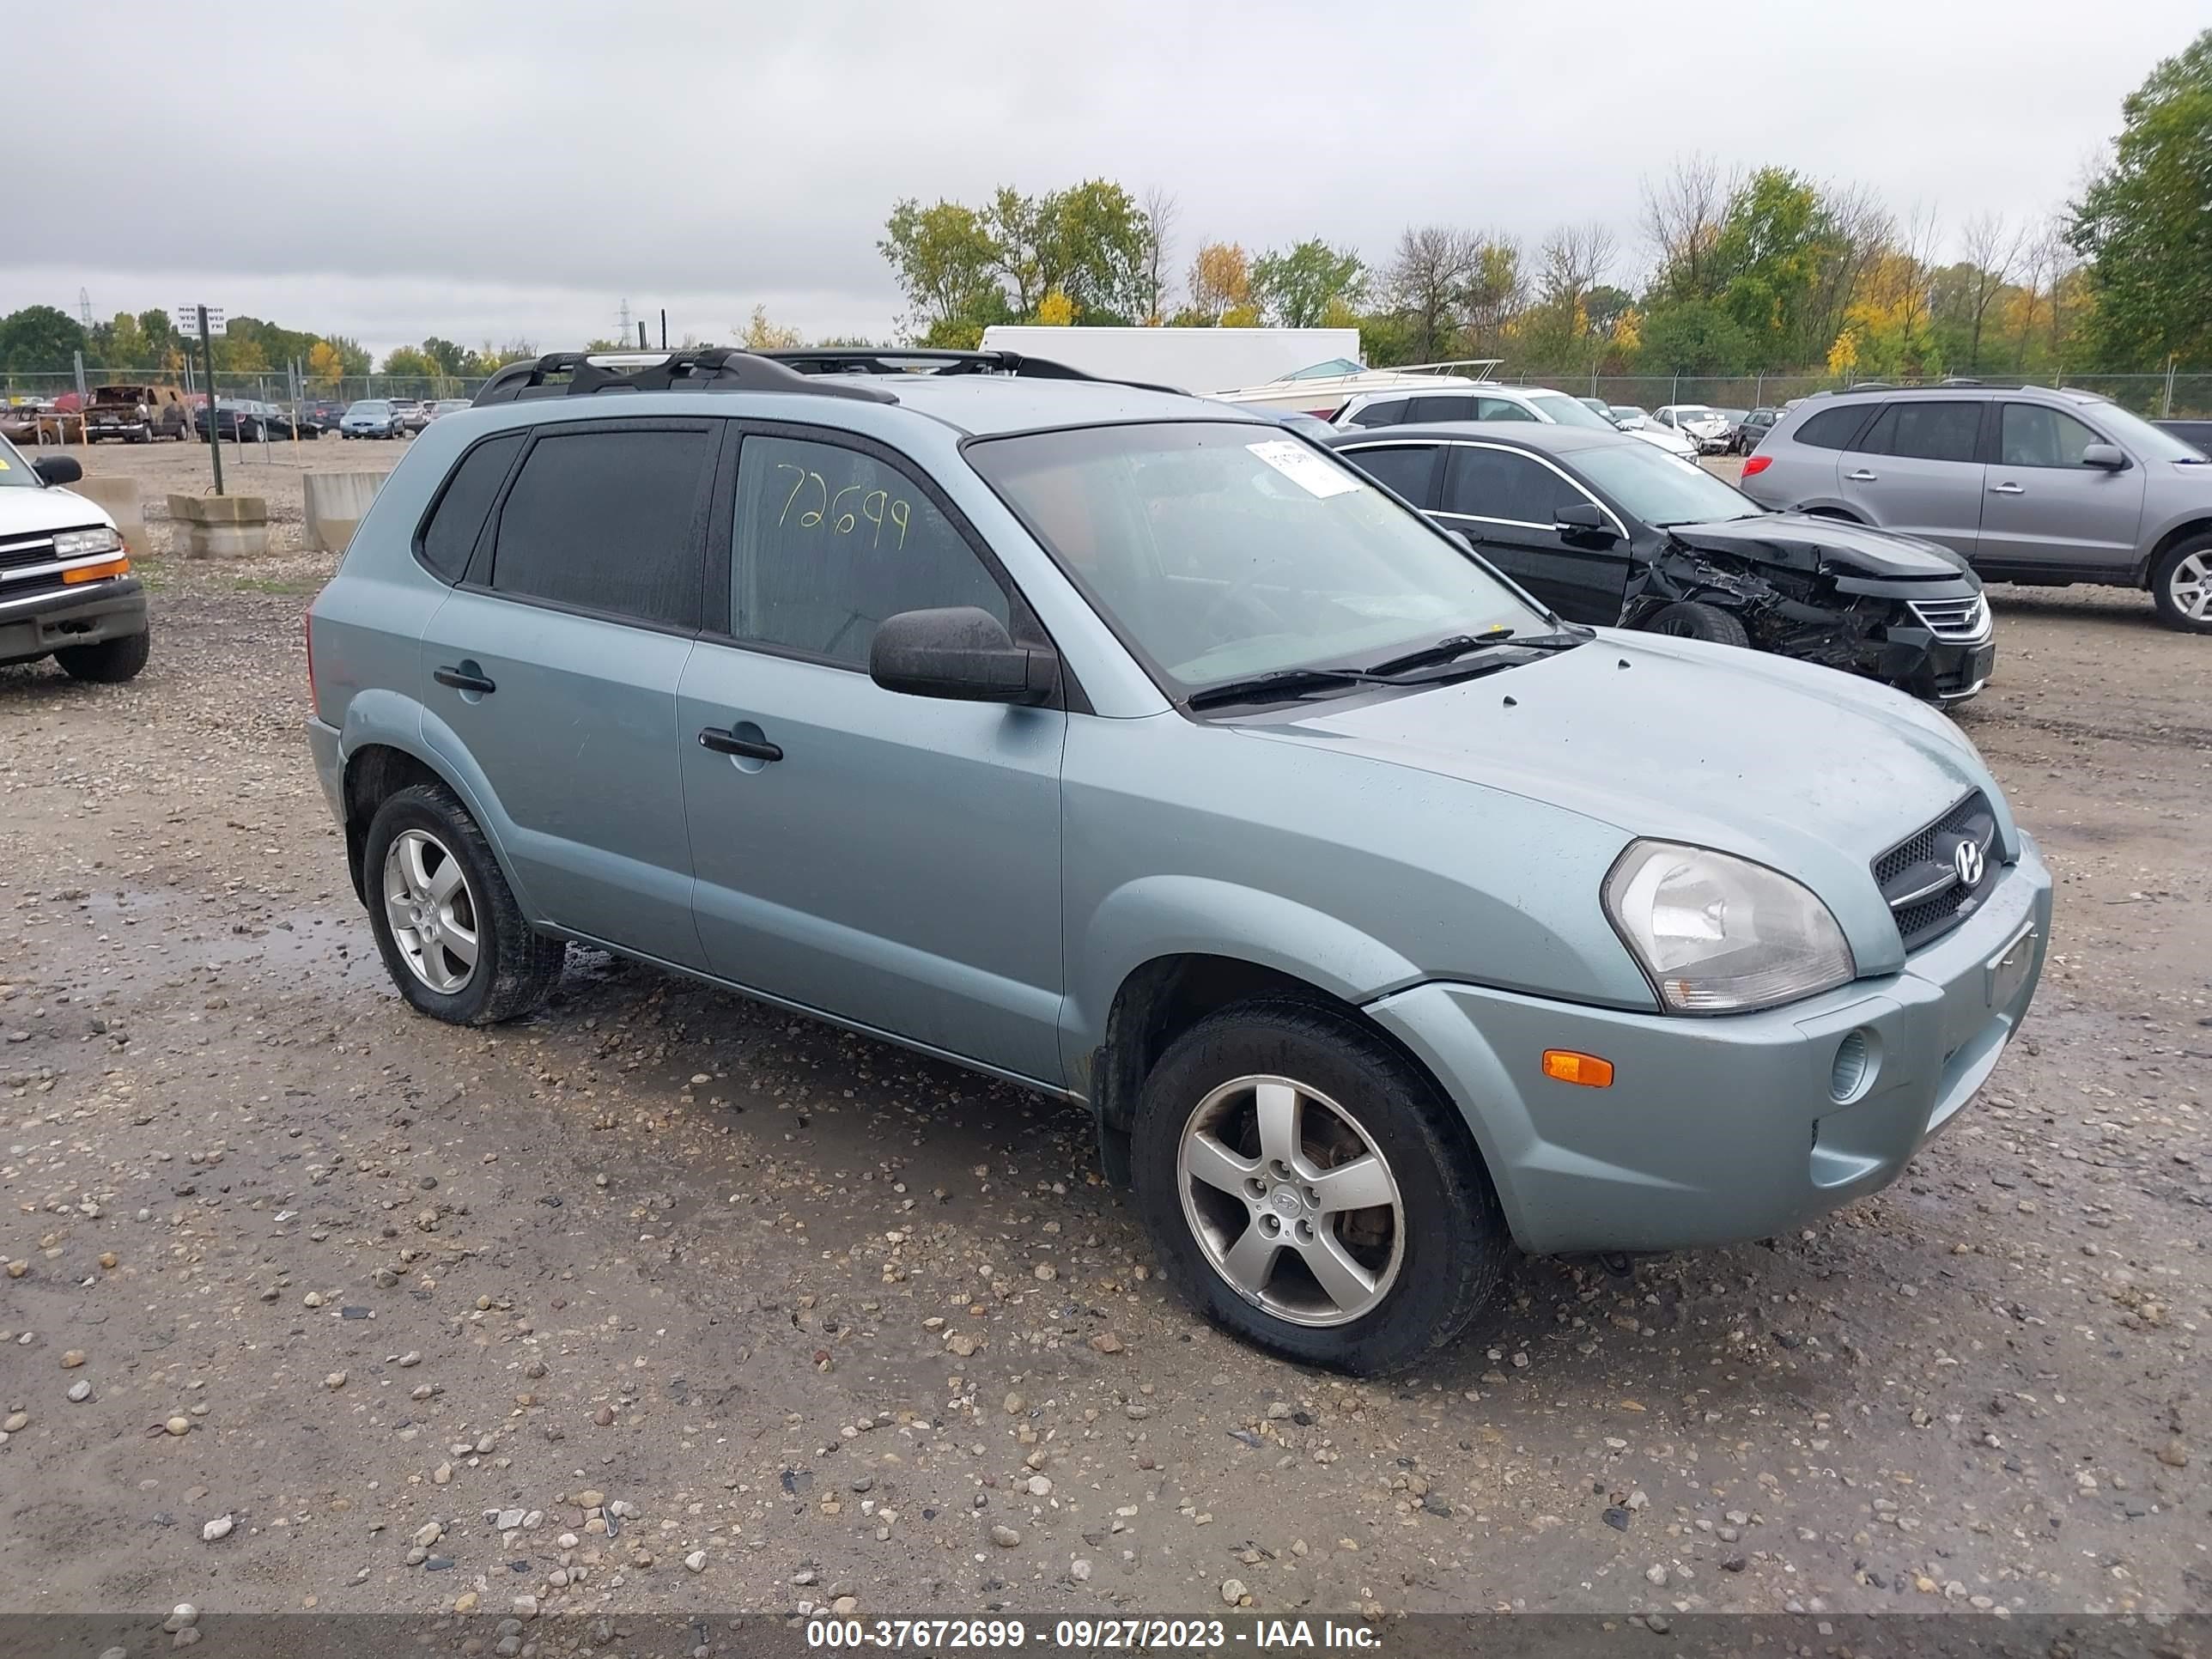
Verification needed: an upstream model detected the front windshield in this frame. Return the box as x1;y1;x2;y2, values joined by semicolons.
0;433;41;488
2084;400;2207;464
967;422;1544;696
1577;441;1763;526
1528;392;1616;430
349;401;390;416
1282;358;1366;380
1612;406;1646;420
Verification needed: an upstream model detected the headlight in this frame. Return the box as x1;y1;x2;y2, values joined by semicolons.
54;526;123;560
1603;841;1855;1013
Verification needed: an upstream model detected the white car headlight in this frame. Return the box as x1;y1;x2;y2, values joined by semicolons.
54;526;122;560
1604;841;1855;1013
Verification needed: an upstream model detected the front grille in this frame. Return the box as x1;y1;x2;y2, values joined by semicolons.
0;532;58;574
1873;790;2001;951
0;568;69;601
1908;594;1991;641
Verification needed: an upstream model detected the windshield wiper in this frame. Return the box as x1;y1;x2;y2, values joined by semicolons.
1187;667;1385;711
1364;627;1586;677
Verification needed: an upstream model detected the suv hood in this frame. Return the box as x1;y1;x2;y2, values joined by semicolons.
1668;512;1977;586
1243;633;2006;967
0;485;118;537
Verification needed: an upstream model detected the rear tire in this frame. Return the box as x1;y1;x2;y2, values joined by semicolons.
1644;600;1751;647
55;628;149;684
362;783;566;1025
2150;534;2212;633
1131;997;1508;1376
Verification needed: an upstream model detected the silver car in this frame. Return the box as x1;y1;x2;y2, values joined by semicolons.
1740;384;2212;631
306;346;2050;1373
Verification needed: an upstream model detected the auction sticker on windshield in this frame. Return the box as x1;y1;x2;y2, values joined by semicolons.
1248;439;1362;498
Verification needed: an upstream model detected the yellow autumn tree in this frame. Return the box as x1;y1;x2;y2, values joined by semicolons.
1612;307;1643;355
307;341;346;389
1826;327;1862;376
741;305;802;351
1035;289;1077;326
1186;241;1252;323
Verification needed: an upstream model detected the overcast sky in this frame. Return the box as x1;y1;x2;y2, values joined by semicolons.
9;1;2202;359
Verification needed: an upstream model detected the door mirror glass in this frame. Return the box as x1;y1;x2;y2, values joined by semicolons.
1442;527;1475;553
868;606;1056;705
2080;442;2127;471
1553;501;1610;535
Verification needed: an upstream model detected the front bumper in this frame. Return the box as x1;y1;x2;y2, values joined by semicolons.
1874;624;1995;702
0;578;149;666
1366;836;2051;1255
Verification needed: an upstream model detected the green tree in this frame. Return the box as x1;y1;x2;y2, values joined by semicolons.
1040;179;1151;323
1708;167;1830;362
0;304;87;373
92;311;151;371
879;198;1004;339
1252;240;1368;328
1636;299;1754;374
2071;28;2212;367
380;345;440;378
421;337;467;375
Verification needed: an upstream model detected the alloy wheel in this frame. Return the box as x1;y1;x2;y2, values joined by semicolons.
1176;1074;1405;1327
2168;550;2212;623
381;828;480;994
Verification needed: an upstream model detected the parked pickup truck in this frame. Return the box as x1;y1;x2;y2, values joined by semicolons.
86;384;192;443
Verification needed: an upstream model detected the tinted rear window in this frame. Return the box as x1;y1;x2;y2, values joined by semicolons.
1409;396;1474;422
1791;405;1867;449
489;427;710;628
416;433;523;582
1347;398;1408;428
1443;445;1573;524
1340;443;1437;503
1856;400;1981;462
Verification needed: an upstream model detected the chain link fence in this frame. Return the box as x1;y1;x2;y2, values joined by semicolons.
0;368;495;408
1486;370;2212;419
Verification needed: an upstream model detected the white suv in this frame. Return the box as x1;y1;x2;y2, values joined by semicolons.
1336;382;1702;462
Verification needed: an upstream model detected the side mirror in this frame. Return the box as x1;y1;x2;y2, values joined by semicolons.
869;606;1057;706
32;454;82;486
2081;443;2127;471
1442;527;1476;553
1554;501;1613;538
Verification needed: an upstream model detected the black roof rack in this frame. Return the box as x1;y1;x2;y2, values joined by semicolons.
471;347;897;407
765;348;1187;398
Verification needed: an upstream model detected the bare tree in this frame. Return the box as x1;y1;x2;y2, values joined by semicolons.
1959;212;2024;372
1640;154;1735;300
1384;227;1482;362
1808;181;1893;356
2019;216;2080;368
1537;222;1616;310
1139;186;1178;325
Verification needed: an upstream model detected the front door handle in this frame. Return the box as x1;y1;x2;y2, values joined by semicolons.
1987;481;2026;495
1846;469;1879;483
697;726;783;763
434;665;496;694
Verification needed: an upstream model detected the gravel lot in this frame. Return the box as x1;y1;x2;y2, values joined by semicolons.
1;439;2206;1626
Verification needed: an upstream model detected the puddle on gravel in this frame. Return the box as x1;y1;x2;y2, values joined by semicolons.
71;886;392;995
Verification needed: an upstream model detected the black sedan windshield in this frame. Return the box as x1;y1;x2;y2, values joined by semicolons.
968;422;1544;694
1575;442;1764;526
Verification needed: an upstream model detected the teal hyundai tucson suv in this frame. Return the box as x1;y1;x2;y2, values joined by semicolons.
304;347;2050;1374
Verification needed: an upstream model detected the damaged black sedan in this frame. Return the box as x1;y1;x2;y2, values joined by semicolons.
1328;422;1995;702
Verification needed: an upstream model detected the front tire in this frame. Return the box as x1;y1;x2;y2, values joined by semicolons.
362;783;566;1025
1644;599;1751;647
2150;535;2212;633
55;628;149;684
1132;999;1507;1375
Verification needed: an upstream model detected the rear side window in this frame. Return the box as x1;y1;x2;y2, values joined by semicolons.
1856;400;1980;463
416;432;523;582
1347;398;1408;428
1999;403;2102;467
1475;397;1540;422
1791;406;1866;449
730;434;1006;669
1442;446;1573;525
1407;396;1474;422
489;427;711;628
1340;443;1438;504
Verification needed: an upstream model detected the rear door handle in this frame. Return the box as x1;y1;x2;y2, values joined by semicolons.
433;665;496;694
697;726;783;763
1987;481;2026;495
1846;469;1879;483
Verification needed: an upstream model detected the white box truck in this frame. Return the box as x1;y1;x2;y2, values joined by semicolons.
977;325;1362;396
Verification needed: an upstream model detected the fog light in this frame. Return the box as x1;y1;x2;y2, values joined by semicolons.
1830;1030;1878;1103
1542;1049;1614;1088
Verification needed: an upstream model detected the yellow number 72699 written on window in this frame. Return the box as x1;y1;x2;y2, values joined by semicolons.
775;464;913;549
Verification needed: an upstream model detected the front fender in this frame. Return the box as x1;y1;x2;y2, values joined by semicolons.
1061;874;1425;1081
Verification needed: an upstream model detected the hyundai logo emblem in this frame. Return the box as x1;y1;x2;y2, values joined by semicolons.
1953;839;1986;889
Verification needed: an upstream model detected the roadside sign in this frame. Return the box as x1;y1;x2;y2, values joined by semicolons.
179;305;226;337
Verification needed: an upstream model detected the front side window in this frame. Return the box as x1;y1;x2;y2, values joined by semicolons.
1442;445;1573;524
1999;403;2103;468
1474;397;1540;423
730;434;1006;668
968;422;1541;696
1855;400;1980;462
1527;392;1615;430
489;426;710;628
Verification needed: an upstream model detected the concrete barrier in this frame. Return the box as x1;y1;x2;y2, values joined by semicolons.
302;471;384;554
66;476;145;548
167;494;270;558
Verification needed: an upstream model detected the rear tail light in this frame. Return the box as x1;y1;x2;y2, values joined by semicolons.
1741;454;1772;477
